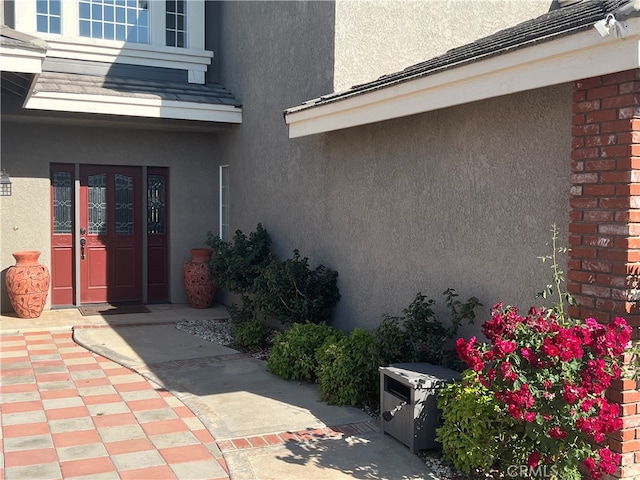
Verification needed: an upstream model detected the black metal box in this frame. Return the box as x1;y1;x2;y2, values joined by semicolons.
379;363;461;453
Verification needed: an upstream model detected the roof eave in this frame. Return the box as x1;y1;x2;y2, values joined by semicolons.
285;17;640;138
24;90;243;124
0;26;48;74
0;46;46;73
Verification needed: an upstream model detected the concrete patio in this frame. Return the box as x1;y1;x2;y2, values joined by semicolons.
0;304;439;479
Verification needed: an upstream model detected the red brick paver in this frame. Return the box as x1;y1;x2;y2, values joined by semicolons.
0;331;229;480
216;421;379;452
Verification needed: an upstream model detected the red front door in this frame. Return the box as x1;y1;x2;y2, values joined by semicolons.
79;165;142;303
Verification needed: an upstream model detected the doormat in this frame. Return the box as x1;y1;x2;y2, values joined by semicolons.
78;304;151;316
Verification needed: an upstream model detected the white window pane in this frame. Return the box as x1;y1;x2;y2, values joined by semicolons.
37;15;48;32
80;19;91;36
50;16;61;33
92;21;102;38
79;2;90;20
92;3;103;20
104;23;114;39
116;24;126;40
138;26;148;43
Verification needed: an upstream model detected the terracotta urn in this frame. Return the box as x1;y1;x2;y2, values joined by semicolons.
183;248;217;308
5;251;50;318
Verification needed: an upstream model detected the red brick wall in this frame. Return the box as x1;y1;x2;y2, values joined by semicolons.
570;69;640;479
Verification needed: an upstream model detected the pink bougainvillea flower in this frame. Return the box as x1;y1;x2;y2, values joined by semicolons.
527;451;541;467
500;361;518;382
454;304;628;477
547;426;567;440
493;339;517;358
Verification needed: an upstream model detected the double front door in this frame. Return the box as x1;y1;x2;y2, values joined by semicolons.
50;164;168;305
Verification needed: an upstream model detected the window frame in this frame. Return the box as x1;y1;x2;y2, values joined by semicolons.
219;165;229;241
36;0;62;34
165;0;187;48
15;0;208;83
78;0;150;44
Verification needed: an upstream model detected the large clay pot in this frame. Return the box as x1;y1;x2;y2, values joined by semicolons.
183;248;217;308
6;251;50;318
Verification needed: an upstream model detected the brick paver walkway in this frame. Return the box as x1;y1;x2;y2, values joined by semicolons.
0;330;229;480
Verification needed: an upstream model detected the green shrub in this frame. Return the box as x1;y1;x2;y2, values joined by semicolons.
371;316;410;367
402;292;445;364
232;320;267;351
254;250;341;326
227;300;255;324
316;328;378;406
372;289;481;370
206;224;273;320
207;227;342;328
436;370;519;474
267;323;343;381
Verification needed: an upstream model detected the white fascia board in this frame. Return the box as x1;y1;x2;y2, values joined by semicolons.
0;48;45;73
24;91;242;124
285;18;640;138
40;36;213;73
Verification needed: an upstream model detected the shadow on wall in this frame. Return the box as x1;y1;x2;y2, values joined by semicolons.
1;268;10;313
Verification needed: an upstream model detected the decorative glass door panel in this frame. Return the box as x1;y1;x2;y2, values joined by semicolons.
51;165;75;305
79;165;142;303
147;168;169;301
88;173;107;234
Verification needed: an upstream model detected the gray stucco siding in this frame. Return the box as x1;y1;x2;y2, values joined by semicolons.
214;1;571;336
218;83;572;335
317;85;572;334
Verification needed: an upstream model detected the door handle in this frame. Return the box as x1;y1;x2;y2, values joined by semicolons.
80;237;86;259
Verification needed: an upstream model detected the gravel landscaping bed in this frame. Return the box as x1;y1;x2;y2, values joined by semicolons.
175;317;272;359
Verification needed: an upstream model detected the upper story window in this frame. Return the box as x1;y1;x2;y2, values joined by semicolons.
37;0;62;34
14;0;210;83
18;0;204;49
165;0;186;48
79;0;149;43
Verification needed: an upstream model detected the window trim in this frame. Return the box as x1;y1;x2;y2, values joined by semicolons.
219;165;229;241
14;0;209;83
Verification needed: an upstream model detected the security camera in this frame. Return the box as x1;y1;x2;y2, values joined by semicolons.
594;18;611;37
593;13;627;38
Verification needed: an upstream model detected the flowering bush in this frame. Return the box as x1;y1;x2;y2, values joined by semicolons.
455;303;631;479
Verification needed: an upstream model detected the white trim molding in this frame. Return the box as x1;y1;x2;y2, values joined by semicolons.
24;91;242;124
219;164;229;241
0;46;46;73
285;17;640;138
0;26;47;73
43;36;212;81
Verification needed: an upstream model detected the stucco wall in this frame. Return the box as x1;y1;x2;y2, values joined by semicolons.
0;119;219;311
317;87;571;334
333;0;555;91
217;1;571;335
